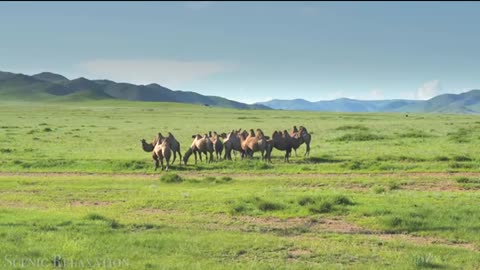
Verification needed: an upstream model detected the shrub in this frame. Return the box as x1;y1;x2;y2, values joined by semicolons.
387;182;401;190
452;155;472;162
298;196;317;206
109;219;122;229
43;127;53;132
160;174;183;183
85;213;108;221
433;156;450;161
257;201;284;211
448;128;470;143
308;201;333;214
412;253;442;268
221;176;233;182
335;132;385;142
335;125;369;131
372;185;386;194
397;130;432;138
332;195;354;205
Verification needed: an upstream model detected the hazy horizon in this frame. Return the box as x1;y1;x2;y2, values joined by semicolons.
1;1;480;103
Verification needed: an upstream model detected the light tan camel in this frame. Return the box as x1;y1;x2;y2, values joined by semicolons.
153;138;172;171
222;129;244;160
184;134;214;165
241;129;268;160
156;132;182;164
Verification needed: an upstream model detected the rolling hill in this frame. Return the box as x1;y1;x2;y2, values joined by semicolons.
257;90;480;114
0;70;269;110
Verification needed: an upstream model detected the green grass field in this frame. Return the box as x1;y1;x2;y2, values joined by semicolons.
1;100;480;269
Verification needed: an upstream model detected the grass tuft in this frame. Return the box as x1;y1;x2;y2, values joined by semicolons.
160;173;183;183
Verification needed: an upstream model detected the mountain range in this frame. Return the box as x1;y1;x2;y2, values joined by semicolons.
0;70;269;110
256;90;480;114
1;70;480;114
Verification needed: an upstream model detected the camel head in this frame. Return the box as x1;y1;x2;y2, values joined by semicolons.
141;139;154;152
248;129;255;137
255;129;265;138
183;148;193;165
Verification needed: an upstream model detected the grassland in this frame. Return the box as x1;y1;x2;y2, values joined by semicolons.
0;100;480;269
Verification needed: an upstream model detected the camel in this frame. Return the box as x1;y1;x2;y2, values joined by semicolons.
289;125;312;157
222;129;244;160
209;131;224;161
268;130;293;162
298;126;311;157
241;129;268;160
156;132;182;164
153;138;172;171
184;134;214;165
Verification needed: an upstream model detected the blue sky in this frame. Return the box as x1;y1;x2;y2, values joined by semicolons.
1;1;480;103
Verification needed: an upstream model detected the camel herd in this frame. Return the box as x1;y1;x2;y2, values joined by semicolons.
141;126;311;171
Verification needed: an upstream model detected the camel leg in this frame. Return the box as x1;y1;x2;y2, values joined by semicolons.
154;159;159;171
178;150;183;165
172;151;177;164
294;148;298;157
165;159;170;171
153;154;159;171
194;151;198;165
304;143;310;157
160;158;164;171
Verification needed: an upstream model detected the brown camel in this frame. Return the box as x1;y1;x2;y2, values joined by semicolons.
298;126;311;156
241;129;268;160
268;130;293;162
289;125;312;157
184;134;214;165
209;131;224;161
153;138;172;171
156;132;182;164
222;130;244;160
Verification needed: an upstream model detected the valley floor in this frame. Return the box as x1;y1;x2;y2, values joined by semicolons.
1;101;480;269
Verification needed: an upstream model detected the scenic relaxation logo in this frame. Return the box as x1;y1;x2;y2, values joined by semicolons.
2;255;129;268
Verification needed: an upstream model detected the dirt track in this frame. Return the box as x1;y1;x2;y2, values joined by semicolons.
1;171;480;179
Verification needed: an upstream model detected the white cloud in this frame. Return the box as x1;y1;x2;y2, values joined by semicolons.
416;80;441;100
78;59;233;87
184;1;213;10
369;89;384;100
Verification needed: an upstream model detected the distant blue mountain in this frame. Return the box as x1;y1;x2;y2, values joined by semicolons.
257;90;480;114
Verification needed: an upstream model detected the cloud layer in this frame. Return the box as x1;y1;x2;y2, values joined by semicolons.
416;80;441;100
